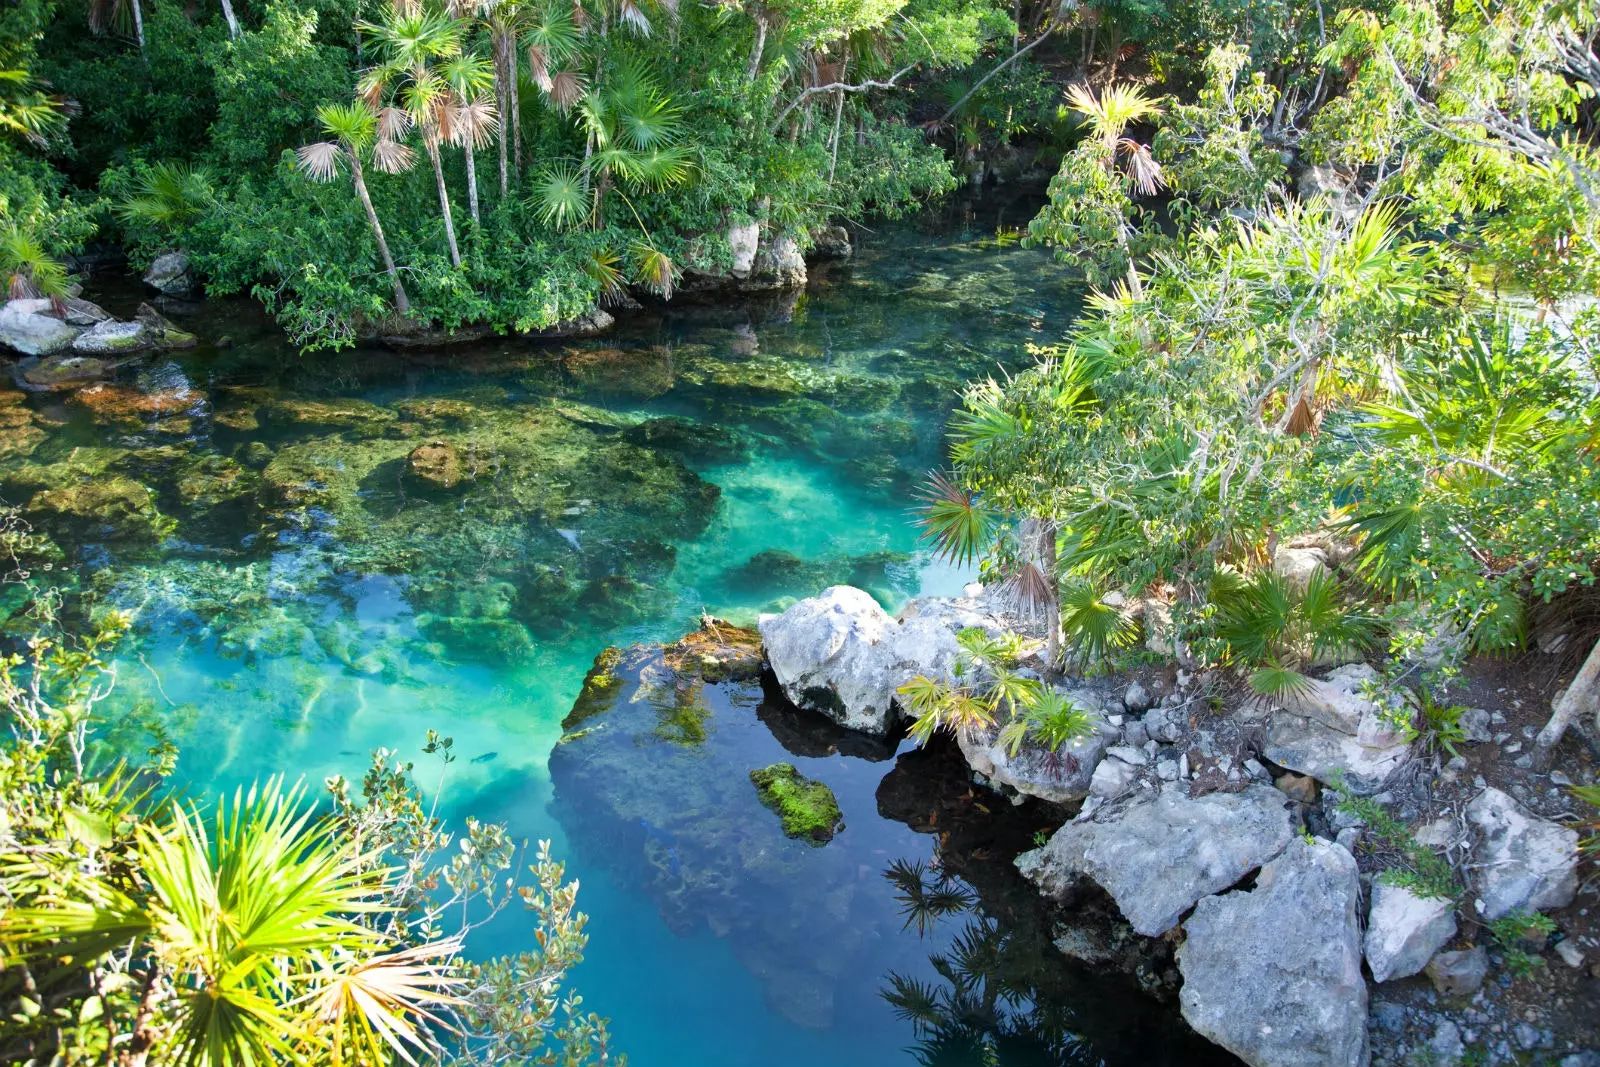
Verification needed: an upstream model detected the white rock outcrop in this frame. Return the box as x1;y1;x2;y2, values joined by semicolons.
1365;882;1457;982
1466;787;1579;920
1265;664;1411;793
1178;837;1369;1067
0;298;82;356
958;694;1117;804
1016;783;1295;936
758;585;968;735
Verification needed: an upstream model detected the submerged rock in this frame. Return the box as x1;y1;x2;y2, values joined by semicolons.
69;381;202;430
1365;881;1457;982
26;475;176;544
1017;783;1294;936
759;585;963;735
622;416;749;464
749;762;844;844
1177;837;1368;1067
1466;786;1579;920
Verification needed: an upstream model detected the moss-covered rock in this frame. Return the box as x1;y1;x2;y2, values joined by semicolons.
559;345;677;399
749;762;843;844
0;387;45;460
416;614;536;664
21;355;109;392
26;475;176;544
405;440;467;492
260;396;396;436
69;382;202;431
622;416;750;464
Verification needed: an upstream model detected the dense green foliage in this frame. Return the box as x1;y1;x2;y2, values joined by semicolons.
922;0;1600;707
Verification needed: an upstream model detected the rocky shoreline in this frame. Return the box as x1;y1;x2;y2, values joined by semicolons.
576;583;1599;1067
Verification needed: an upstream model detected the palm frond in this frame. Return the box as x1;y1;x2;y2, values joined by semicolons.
913;471;995;567
529;164;589;229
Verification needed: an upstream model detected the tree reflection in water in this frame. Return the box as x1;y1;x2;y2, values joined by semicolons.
881;858;1099;1067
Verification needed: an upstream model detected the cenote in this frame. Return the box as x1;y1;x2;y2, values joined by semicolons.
12;190;1233;1067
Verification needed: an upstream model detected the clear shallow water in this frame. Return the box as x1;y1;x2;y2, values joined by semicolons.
8;189;1232;1066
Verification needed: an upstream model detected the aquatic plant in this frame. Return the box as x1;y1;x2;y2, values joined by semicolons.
748;762;843;844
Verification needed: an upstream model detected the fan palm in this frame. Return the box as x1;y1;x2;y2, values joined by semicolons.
297;101;416;315
0;68;68;146
559;64;692;225
2;779;459;1067
0;224;70;299
441;54;498;226
114;162;217;233
358;8;467;268
1064;83;1163;296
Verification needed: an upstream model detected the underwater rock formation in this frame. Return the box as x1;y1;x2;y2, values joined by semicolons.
749;762;844;843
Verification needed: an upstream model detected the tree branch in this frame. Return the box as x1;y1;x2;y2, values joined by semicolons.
939;24;1057;124
769;65;918;133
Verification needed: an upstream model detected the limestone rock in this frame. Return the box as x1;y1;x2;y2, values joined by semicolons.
1178;838;1368;1067
134;303;198;349
406;440;466;492
1465;787;1579;920
1273;543;1330;591
957;695;1115;804
0;298;82;356
1016;783;1294;936
1365;882;1457;982
142;251;193;295
808;224;852;260
758;585;961;735
524;305;615;340
1264;664;1411;792
1425;946;1488;996
1090;756;1140;799
747;234;807;290
71;320;152;355
728;220;760;275
61;298;112;327
1282;663;1380;733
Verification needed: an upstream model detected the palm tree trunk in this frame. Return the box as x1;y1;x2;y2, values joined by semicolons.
464;140;481;226
745;7;768;80
1534;635;1600;769
495;33;510;196
219;0;241;38
131;0;146;58
426;138;462;268
510;53;523;178
347;152;410;315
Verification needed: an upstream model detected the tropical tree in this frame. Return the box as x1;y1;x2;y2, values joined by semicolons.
0;66;65;145
1026;82;1163;294
296;101;416;315
440;53;498;225
358;7;467;268
0;222;69;297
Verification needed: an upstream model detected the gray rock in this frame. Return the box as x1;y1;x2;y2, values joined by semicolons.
71;320;153;355
0;298;82;356
727;221;760;275
1106;744;1147;766
1425;946;1488;996
1016;783;1293;936
1465;787;1579;920
1429;1020;1464;1065
807;224;852;260
1090;756;1140;799
758;585;963;735
1155;758;1179;781
61;297;111;327
1365;882;1457;982
1123;680;1152;712
1273;543;1330;592
748;233;806;290
142;251;193;295
1264;700;1411;794
1178;838;1368;1067
1459;707;1492;744
1122;720;1149;746
958;699;1115;804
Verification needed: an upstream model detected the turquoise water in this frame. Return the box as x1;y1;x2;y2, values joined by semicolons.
7;189;1232;1065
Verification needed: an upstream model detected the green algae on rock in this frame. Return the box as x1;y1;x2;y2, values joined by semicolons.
749;762;844;844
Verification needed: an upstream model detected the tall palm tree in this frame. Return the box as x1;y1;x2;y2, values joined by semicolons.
297;101;416;315
88;0;145;57
358;8;467;268
440;53;498;225
2;780;458;1067
515;0;585;178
